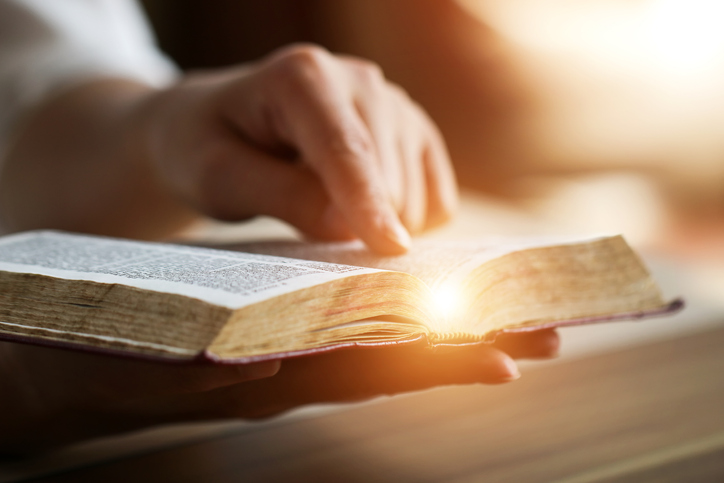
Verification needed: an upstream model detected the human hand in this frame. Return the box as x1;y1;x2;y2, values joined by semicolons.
185;329;559;419
141;44;457;254
0;330;557;455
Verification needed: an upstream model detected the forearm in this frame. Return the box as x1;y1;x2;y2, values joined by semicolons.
0;78;196;240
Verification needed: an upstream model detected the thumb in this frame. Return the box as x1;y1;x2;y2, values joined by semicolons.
195;138;355;241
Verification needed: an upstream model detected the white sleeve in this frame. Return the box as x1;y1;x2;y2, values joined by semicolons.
0;0;179;172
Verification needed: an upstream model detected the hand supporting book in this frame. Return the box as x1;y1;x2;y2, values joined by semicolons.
0;324;557;456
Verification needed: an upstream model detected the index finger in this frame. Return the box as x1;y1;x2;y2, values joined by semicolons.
260;47;411;254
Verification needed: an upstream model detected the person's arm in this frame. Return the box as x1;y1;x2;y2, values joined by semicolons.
0;78;190;240
0;45;457;254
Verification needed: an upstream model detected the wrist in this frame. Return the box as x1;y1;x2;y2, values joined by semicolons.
60;78;198;238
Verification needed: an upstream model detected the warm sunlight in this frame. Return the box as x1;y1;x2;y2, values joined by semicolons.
456;0;724;193
645;0;724;76
459;0;724;85
432;283;464;322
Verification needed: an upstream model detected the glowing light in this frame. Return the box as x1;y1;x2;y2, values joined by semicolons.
644;0;724;75
456;0;724;184
432;284;463;319
458;0;724;78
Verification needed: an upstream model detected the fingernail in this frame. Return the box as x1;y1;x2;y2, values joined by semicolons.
380;212;411;252
239;360;281;380
501;358;521;381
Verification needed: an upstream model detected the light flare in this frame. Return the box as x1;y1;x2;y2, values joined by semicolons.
456;0;724;186
432;283;464;322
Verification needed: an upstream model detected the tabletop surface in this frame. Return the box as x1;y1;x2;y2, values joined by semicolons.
18;322;724;483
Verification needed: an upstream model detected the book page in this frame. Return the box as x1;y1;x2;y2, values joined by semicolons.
0;231;381;309
230;237;616;331
225;236;604;291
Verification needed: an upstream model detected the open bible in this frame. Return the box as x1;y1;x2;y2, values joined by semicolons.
0;231;680;362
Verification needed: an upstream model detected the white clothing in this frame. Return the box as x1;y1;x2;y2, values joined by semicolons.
0;0;177;233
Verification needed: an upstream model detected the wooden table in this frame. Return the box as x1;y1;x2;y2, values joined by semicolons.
25;324;724;483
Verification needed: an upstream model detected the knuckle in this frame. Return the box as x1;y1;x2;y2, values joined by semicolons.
391;85;432;128
276;43;330;63
325;129;377;169
388;82;416;109
388;82;409;99
263;45;338;100
343;175;375;200
271;44;331;80
405;96;432;126
352;59;385;85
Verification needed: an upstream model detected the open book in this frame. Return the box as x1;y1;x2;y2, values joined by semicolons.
0;231;680;362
